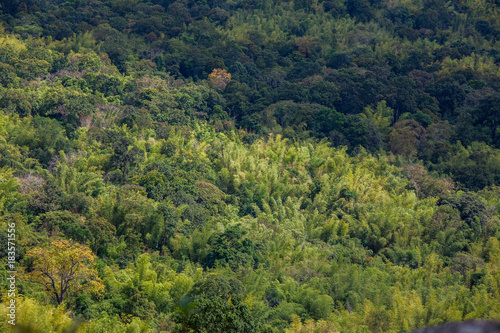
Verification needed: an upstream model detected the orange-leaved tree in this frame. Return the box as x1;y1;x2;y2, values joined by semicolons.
209;68;231;90
24;239;104;305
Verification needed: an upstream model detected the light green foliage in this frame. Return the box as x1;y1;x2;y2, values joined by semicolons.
52;151;105;197
100;253;201;324
1;117;499;332
0;297;73;332
360;101;394;136
0;4;500;331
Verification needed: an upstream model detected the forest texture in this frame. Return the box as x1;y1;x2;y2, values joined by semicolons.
1;0;500;332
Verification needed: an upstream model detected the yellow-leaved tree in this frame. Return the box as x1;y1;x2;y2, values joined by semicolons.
208;68;231;90
24;239;104;305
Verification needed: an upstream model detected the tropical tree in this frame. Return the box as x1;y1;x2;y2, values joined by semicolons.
24;239;104;305
174;296;260;333
209;68;231;90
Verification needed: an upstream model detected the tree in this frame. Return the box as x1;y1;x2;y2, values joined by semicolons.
144;202;178;254
447;193;489;238
389;120;426;157
404;164;454;198
453;165;494;191
346;0;373;22
35;210;92;243
0;167;23;215
295;36;319;58
24;239;104;305
110;134;144;182
85;216;116;256
476;94;500;146
287;314;337;333
203;224;259;270
209;68;231;90
188;274;245;301
174;296;260;333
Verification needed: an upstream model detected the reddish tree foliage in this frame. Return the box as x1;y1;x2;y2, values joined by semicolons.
389;119;426;157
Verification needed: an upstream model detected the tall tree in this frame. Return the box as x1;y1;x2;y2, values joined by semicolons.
110;134;144;182
24;239;104;305
476;94;500;146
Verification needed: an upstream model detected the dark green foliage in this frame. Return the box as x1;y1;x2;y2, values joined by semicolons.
439;193;490;240
453;165;494;191
122;288;156;320
265;283;286;308
189;274;245;301
174;297;260;333
27;117;71;166
204;224;259;270
35;210;92;243
475;94;500;146
110;133;144;182
86;216;117;256
145;203;178;253
346;0;373;22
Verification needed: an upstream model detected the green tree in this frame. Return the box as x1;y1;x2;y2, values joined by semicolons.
35;210;92;243
476;94;500;146
204;224;259;270
174;297;260;333
110;134;144;182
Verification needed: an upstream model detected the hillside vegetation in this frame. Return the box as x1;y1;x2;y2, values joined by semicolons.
1;0;500;332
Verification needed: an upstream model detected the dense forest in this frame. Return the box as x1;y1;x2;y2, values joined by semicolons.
0;0;500;332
